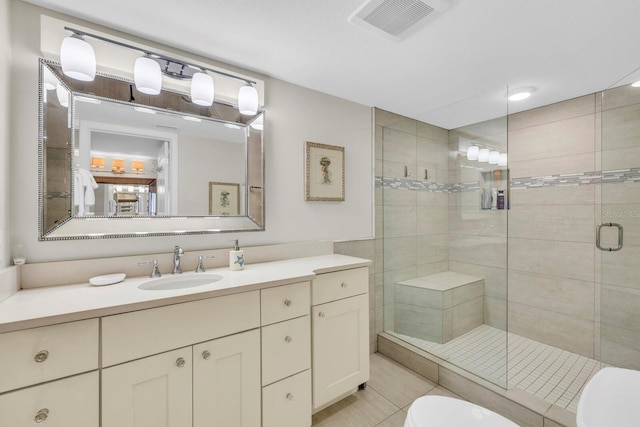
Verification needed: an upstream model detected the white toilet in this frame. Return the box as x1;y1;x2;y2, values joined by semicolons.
404;395;519;427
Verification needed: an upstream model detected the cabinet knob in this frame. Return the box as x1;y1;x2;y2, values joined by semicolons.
176;357;186;368
284;336;293;343
283;299;292;307
202;350;211;360
341;282;348;288
34;350;49;363
286;393;294;401
34;408;49;423
318;312;325;318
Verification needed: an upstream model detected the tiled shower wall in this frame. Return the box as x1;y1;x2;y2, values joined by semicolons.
339;88;640;363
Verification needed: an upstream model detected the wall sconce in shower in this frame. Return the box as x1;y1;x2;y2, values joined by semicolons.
90;157;105;169
59;26;259;114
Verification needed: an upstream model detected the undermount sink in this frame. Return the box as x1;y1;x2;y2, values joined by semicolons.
576;366;640;427
138;274;223;291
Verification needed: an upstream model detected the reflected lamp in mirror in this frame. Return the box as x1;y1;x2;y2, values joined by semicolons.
111;159;125;174
131;161;144;174
90;157;105;169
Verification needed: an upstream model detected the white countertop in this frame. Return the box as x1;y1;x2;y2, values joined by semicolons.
0;254;371;333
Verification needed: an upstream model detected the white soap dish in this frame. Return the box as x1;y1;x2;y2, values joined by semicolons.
89;273;126;286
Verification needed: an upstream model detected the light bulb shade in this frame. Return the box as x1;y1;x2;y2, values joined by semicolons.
111;159;125;173
134;57;162;95
191;72;214;106
498;153;508;166
60;36;96;82
131;161;145;173
489;150;500;164
91;157;105;168
466;145;479;160
478;148;490;162
238;84;258;115
56;84;69;107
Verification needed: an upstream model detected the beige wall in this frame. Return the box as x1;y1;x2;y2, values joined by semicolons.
9;2;373;262
0;0;11;266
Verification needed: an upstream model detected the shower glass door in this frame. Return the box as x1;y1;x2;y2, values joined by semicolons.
599;79;640;370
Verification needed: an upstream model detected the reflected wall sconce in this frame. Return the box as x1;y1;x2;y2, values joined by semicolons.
56;84;69;107
466;145;479;160
498;153;508;166
478;148;490;163
488;150;500;165
131;161;145;174
60;26;260;114
91;157;105;169
60;35;96;81
111;159;125;174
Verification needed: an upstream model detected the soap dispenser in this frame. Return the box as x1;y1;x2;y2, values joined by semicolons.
229;240;245;271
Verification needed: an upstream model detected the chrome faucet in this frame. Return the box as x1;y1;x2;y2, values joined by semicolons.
173;245;184;274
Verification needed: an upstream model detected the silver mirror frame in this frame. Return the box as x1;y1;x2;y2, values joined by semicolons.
38;59;265;240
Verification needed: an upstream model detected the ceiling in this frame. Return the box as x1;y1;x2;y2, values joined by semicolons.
22;0;640;129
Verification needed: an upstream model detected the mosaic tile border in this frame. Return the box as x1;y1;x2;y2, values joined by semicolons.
377;167;640;193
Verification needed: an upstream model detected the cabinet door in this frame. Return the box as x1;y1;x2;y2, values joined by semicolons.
312;293;369;410
102;347;192;427
0;371;98;427
262;370;311;427
193;329;261;427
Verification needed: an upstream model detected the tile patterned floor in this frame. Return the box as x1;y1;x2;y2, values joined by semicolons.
312;353;461;427
389;325;601;413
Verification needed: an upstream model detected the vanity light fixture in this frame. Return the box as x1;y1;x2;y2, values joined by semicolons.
60;35;96;81
91;157;105;169
61;27;260;114
191;72;214;106
488;150;500;165
111;159;125;174
466;145;479;160
498;153;508;166
134;56;162;95
238;83;259;115
478;148;490;162
131;161;145;174
56;84;69;107
507;86;536;101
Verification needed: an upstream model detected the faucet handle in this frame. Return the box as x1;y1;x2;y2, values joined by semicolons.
138;259;161;278
195;255;215;273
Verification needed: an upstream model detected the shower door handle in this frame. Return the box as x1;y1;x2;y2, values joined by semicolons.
596;223;623;251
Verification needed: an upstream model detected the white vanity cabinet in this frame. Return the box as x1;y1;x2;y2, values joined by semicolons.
0;319;99;427
260;281;312;427
311;267;370;411
100;290;262;427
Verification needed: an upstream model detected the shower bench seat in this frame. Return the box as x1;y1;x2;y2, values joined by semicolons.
394;271;484;344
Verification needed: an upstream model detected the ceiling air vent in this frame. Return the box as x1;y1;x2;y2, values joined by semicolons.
348;0;450;42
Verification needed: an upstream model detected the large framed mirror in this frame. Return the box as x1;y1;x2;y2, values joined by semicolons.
39;59;264;240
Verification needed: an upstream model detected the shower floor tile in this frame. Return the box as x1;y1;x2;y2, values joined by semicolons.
388;325;601;413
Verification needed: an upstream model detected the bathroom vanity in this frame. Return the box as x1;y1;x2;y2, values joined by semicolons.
0;254;370;427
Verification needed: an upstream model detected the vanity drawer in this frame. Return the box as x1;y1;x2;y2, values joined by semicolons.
261;281;310;326
261;315;310;386
102;290;260;367
0;371;99;427
262;369;311;427
0;319;99;393
311;267;368;306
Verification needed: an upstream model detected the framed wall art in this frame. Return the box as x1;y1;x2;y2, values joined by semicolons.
209;182;240;215
305;141;345;201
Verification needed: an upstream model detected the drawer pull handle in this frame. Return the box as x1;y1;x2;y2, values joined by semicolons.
286;393;294;401
319;312;325;318
285;336;293;343
202;351;211;360
284;299;292;307
34;350;49;363
176;357;186;368
341;282;348;288
34;408;49;423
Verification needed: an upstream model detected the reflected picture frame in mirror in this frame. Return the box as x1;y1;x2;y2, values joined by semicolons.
38;59;265;240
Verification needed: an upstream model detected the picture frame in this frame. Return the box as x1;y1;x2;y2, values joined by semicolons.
305;141;345;201
209;182;240;215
